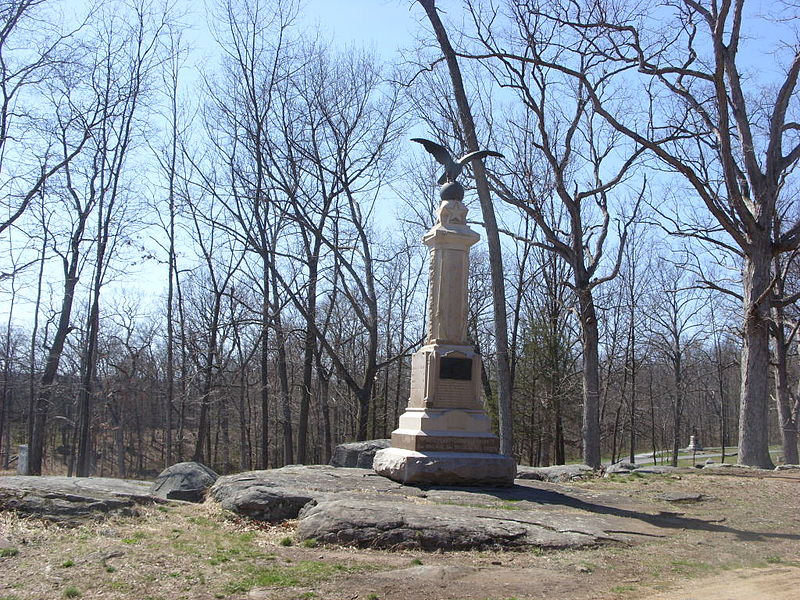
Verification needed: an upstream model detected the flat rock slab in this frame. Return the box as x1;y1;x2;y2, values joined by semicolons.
516;464;595;482
296;495;630;550
210;465;664;551
0;476;159;523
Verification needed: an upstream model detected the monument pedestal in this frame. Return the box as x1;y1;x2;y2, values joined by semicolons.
374;180;515;487
373;448;516;486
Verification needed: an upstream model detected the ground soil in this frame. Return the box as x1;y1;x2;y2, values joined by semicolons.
1;468;798;600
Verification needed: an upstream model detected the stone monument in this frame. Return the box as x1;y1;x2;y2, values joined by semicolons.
686;435;703;452
16;444;29;475
373;139;516;486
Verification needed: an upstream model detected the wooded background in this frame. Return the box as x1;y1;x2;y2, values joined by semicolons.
1;0;799;477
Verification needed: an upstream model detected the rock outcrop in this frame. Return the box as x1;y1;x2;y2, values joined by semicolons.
515;464;595;482
329;439;391;468
149;461;218;502
0;476;158;523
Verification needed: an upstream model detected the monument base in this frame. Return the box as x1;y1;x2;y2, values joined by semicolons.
373;447;516;486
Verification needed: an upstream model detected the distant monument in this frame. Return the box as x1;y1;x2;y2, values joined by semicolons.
687;435;703;452
373;139;516;486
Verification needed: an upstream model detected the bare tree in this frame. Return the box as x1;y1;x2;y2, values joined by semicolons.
496;0;800;467
458;2;644;467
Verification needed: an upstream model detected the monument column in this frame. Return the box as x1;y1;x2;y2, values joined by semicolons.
374;179;516;486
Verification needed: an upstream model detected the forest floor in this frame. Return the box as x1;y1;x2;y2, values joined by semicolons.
0;468;799;600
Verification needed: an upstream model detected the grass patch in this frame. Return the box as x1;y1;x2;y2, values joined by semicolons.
411;558;423;566
106;581;132;592
121;531;147;545
0;548;19;557
279;536;293;547
61;559;75;568
670;559;713;574
223;561;361;594
63;587;80;598
610;584;637;593
301;538;318;548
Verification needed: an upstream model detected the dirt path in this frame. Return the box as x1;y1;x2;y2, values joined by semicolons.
642;566;800;600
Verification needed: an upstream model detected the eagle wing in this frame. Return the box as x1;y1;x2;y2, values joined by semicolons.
456;149;505;165
411;138;453;167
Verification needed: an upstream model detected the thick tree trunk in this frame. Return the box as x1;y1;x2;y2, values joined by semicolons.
578;288;601;468
417;0;514;456
739;250;776;468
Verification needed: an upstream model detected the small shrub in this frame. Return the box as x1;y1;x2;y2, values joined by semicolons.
105;566;116;573
367;594;379;600
0;548;19;558
279;537;293;547
301;538;318;548
61;559;75;568
410;558;423;566
63;587;81;598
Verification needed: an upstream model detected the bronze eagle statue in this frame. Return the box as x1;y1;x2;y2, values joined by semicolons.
412;138;504;184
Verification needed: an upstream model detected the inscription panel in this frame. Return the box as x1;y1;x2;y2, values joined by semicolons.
434;380;475;409
440;357;472;380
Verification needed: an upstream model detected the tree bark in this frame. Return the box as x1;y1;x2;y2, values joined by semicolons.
739;249;776;468
577;288;601;468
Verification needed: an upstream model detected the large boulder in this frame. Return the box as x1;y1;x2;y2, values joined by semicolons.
0;476;158;523
149;461;218;502
330;439;391;468
515;464;595;482
208;465;403;522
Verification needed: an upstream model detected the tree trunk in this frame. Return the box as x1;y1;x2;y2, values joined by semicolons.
772;305;799;465
578;288;601;468
739;250;776;468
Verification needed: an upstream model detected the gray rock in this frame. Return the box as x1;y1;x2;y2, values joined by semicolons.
515;464;595;482
330;439;391;468
149;461;218;502
296;496;605;550
209;464;665;551
631;466;680;474
605;462;637;474
0;476;158;523
656;491;705;503
209;465;402;522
